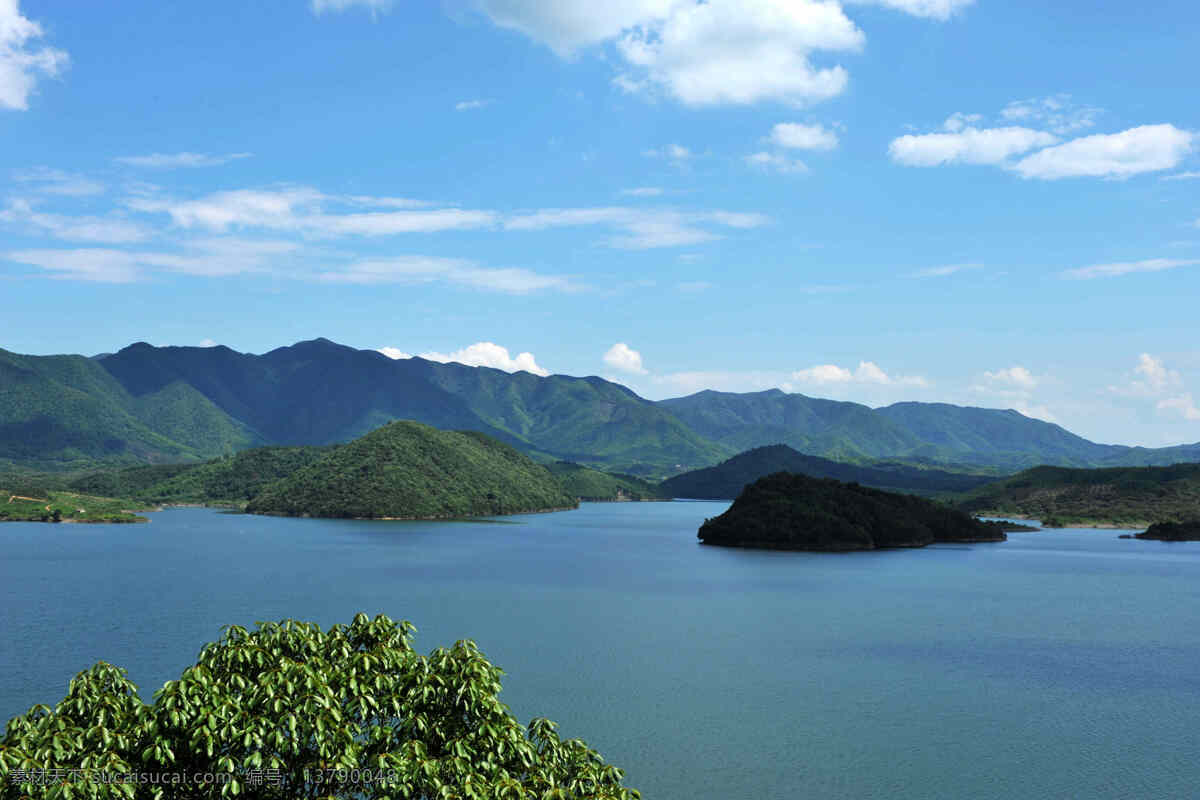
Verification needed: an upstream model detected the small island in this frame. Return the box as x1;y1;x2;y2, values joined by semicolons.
698;472;1006;552
1121;520;1200;541
246;420;577;520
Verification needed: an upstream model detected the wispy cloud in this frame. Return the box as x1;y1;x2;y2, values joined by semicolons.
454;99;491;111
114;152;253;169
0;1;69;110
0;199;152;243
621;187;663;197
1062;258;1199;280
317;256;577;293
11;167;103;197
907;262;982;278
504;206;769;249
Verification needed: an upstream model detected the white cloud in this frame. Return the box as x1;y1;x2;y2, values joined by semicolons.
1014;403;1057;423
999;94;1102;135
127;188;499;236
907;262;981;278
454;99;490;111
1062;258;1199;280
472;0;680;56
621;187;663;197
1163;171;1200;181
317;255;575;293
603;342;648;374
745;151;809;174
1013;124;1194;180
615;0;864;107
889;124;1058;166
114;152;253;169
0;0;68;110
4;239;300;282
792;360;927;386
378;347;413;360
769;122;839;150
1157;394;1200;422
503;206;769;249
311;0;393;14
983;366;1037;390
847;0;974;20
418;342;549;376
11;167;103;196
1134;353;1179;394
642;143;692;162
199;338;218;347
0;199;152;243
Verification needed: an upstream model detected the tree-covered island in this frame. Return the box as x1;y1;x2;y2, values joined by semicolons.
699;472;1007;551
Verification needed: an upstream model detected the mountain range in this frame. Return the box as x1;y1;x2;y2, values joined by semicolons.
3;338;1198;475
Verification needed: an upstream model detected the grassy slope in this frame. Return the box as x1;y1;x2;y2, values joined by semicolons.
0;488;145;523
545;461;671;501
660;444;997;499
956;463;1200;525
247;421;577;519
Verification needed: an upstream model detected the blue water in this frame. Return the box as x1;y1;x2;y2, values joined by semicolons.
3;504;1200;799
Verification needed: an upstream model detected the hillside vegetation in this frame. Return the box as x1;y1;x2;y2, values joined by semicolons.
546;461;670;501
660;444;996;499
698;472;1006;551
247;421;577;519
957;463;1200;526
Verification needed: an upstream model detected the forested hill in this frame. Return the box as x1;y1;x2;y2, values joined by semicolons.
246;421;577;519
4;339;1200;476
956;463;1200;526
660;444;996;499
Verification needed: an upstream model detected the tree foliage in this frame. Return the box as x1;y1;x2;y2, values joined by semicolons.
0;614;639;800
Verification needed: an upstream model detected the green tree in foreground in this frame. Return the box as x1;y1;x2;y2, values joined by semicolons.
0;615;639;800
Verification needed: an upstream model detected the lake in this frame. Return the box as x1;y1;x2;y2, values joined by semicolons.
3;503;1200;799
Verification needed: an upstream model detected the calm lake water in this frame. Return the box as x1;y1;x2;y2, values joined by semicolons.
3;503;1200;799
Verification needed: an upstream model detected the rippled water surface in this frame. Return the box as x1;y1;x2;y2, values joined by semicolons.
3;504;1199;799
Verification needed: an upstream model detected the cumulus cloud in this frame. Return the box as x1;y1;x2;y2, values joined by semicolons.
615;0;864;106
769;122;839;150
378;347;413;360
1012;124;1195;180
1134;353;1180;394
603;342;648;375
417;342;550;376
199;338;218;347
889;123;1058;167
114;152;253;169
0;0;68;110
1062;258;1199;280
792;360;927;386
1104;354;1198;422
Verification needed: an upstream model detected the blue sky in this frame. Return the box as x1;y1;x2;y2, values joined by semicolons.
2;0;1198;446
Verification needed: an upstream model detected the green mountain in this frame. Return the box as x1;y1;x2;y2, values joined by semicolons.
5;339;1200;476
0;348;261;470
956;463;1200;526
660;444;996;499
545;461;670;501
246;421;577;519
698;472;1007;551
660;388;1200;470
95;339;726;475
